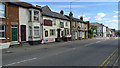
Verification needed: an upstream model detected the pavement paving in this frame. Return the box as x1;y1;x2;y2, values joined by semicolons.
1;38;119;67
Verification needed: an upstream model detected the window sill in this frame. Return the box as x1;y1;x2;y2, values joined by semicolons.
0;38;6;39
0;16;6;19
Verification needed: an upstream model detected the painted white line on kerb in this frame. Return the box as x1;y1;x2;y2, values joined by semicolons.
5;57;37;66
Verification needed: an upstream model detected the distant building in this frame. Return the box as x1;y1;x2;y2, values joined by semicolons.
90;23;103;37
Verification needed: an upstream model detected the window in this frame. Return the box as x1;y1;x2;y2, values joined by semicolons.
82;23;84;29
66;22;68;26
29;26;32;36
85;24;87;29
67;29;69;35
53;18;56;25
60;22;64;28
65;29;69;35
0;24;5;38
29;10;32;21
45;31;48;37
34;27;39;36
50;29;55;36
79;31;81;37
73;22;76;27
0;3;5;18
34;11;39;21
78;22;81;28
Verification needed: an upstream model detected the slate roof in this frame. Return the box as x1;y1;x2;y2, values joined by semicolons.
65;15;88;23
42;6;70;21
8;2;42;11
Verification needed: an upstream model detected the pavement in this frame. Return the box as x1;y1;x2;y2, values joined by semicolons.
1;38;119;68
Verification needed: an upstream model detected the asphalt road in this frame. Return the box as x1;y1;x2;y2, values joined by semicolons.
2;38;119;67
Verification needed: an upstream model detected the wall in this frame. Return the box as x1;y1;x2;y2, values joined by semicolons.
19;7;29;42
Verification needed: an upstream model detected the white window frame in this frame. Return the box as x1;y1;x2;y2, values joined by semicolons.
53;18;56;25
34;10;39;21
34;26;40;37
79;22;81;28
0;24;5;39
0;3;5;18
50;29;55;36
29;26;32;36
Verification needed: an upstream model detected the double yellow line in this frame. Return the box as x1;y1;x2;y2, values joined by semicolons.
98;48;118;68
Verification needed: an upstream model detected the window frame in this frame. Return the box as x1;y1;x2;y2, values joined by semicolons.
0;24;5;39
34;10;39;21
0;3;5;18
50;29;55;36
34;26;40;37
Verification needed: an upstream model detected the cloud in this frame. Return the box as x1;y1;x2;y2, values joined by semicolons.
114;11;120;14
84;17;91;21
95;13;106;21
113;15;118;18
105;19;118;23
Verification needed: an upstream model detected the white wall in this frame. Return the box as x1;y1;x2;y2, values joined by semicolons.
42;16;71;40
19;7;29;42
103;26;106;37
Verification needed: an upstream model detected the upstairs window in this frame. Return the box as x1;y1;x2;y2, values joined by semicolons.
0;24;5;38
60;22;64;28
66;22;68;26
53;18;56;25
78;22;81;28
85;24;87;29
82;23;84;29
34;11;39;21
0;3;5;18
29;10;32;21
73;22;76;27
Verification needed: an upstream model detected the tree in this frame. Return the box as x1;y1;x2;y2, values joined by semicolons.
90;25;97;31
88;29;93;38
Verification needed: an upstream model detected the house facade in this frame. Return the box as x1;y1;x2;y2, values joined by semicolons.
66;12;88;40
0;2;19;43
90;23;103;37
41;6;71;43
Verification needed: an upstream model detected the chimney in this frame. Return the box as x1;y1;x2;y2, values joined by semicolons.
36;5;41;8
80;16;83;21
60;10;64;15
69;11;73;17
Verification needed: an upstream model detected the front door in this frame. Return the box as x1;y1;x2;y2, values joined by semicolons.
11;25;18;41
57;29;60;38
21;25;26;41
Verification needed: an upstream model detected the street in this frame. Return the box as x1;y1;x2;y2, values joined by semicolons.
2;38;119;67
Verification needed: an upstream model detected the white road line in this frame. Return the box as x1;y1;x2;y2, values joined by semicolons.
5;57;37;66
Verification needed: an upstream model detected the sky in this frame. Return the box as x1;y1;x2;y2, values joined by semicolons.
19;0;119;30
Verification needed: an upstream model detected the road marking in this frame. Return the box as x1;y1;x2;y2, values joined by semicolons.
98;48;118;68
5;57;37;66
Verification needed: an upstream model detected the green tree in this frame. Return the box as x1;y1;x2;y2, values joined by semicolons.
90;25;97;31
88;29;93;38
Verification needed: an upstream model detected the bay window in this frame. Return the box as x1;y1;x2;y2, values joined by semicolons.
34;27;39;36
0;3;5;18
34;11;39;21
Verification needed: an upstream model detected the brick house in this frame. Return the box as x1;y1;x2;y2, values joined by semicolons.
0;2;19;43
65;12;89;40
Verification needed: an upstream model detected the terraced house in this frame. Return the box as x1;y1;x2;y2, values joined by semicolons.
0;2;20;48
40;6;71;43
65;12;89;40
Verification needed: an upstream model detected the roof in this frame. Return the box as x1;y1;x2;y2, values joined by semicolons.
8;2;42;11
90;23;103;26
65;15;88;23
42;6;70;21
